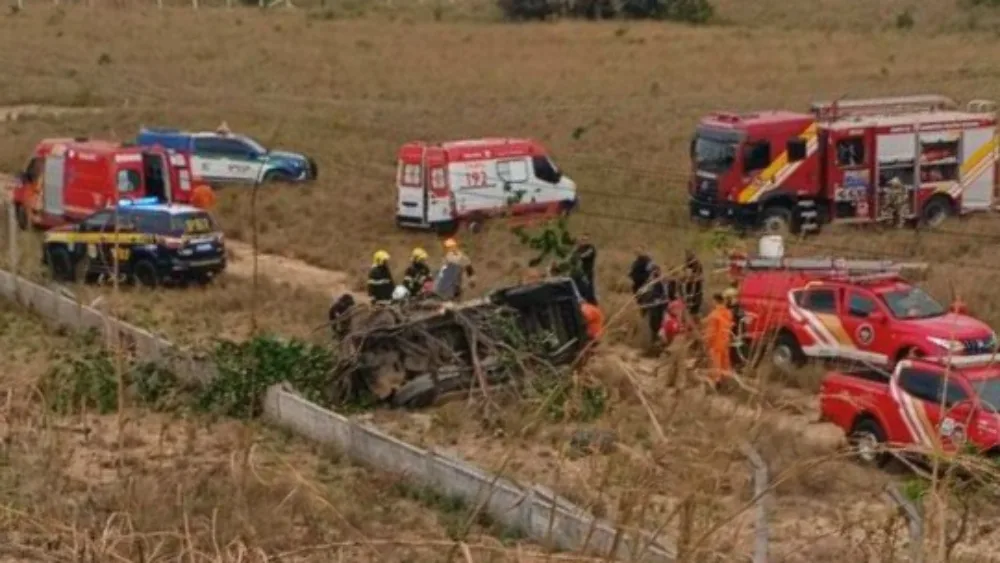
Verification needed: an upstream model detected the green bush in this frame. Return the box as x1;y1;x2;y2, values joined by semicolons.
195;335;334;418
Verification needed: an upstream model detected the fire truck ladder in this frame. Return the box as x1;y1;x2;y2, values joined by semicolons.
811;95;957;121
727;256;930;277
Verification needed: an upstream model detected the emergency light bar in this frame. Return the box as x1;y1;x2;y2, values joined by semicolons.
117;197;160;207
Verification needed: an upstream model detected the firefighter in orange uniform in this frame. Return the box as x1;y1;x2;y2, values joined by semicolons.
581;300;604;342
703;292;734;386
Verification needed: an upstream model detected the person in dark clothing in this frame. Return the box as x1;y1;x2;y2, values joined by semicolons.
629;253;653;301
572;233;598;304
402;247;432;298
328;293;356;340
639;265;667;346
682;249;704;317
367;250;395;304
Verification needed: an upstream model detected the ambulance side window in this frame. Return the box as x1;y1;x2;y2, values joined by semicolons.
836;137;865;167
497;159;529;183
743;141;770;173
532;156;561;184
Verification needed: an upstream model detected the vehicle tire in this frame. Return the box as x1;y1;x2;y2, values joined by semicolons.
761;206;793;235
920;196;952;228
45;247;76;282
263;169;295;184
133;260;160;288
391;375;438;409
306;158;318;181
849;417;889;467
771;330;806;373
14;204;29;231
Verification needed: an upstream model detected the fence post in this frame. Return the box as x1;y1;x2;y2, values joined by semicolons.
741;443;770;563
6;202;18;285
885;483;924;563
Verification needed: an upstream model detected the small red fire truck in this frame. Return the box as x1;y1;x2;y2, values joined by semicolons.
729;255;996;371
820;354;1000;467
394;138;578;233
11;138;198;230
689;95;999;233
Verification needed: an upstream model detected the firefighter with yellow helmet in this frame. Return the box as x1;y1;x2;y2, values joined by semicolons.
403;247;432;297
367;250;395;304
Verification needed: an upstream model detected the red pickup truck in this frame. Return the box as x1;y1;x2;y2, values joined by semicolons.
729;256;996;372
820;354;1000;467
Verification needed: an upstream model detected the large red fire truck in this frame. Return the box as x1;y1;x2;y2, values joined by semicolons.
689;95;999;233
11;138;198;230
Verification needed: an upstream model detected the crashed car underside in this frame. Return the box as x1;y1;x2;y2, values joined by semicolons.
327;277;589;409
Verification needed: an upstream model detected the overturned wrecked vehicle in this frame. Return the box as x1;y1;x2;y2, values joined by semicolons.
327;277;590;409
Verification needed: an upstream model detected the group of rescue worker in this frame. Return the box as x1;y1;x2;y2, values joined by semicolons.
361;231;742;388
627;249;745;388
366;237;475;304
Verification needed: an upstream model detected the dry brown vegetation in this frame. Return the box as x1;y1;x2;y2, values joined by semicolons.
0;301;572;562
4;1;1000;560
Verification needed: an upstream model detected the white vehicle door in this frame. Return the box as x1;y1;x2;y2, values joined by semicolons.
453;159;494;214
496;157;531;208
192;137;263;183
960;127;997;211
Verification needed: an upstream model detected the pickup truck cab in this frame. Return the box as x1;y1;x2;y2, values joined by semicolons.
730;256;995;371
136;126;317;185
820;354;1000;467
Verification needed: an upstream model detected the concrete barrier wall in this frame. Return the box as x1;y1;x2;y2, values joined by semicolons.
0;267;676;562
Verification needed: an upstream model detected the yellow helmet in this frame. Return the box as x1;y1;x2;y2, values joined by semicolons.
373;250;390;265
443;238;458;250
411;247;428;262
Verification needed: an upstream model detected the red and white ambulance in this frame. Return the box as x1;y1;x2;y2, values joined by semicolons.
394;138;578;233
11;138;197;230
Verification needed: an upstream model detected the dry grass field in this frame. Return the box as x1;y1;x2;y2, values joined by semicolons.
4;3;1000;336
0;300;569;562
4;1;1000;560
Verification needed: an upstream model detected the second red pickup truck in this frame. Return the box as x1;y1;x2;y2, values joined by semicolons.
820;354;1000;467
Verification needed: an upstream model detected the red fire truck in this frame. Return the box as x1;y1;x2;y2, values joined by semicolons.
820;354;1000;467
729;255;996;371
689;95;999;233
11;138;198;230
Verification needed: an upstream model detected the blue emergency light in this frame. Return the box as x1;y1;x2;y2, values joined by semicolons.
117;197;160;207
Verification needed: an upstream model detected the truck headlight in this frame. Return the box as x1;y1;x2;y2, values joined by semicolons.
927;336;965;353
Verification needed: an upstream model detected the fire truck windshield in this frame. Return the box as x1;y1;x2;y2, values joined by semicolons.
692;133;737;174
880;286;946;320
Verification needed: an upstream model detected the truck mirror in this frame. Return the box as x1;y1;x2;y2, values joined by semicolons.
787;138;807;162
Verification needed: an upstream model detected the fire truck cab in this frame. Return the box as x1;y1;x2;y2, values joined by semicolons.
689;95;999;233
12;138;196;230
394;138;578;234
729;255;996;371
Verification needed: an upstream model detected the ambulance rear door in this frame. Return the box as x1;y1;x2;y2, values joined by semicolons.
396;144;429;227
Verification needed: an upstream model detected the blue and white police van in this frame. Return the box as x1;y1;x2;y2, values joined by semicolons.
135;125;317;185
